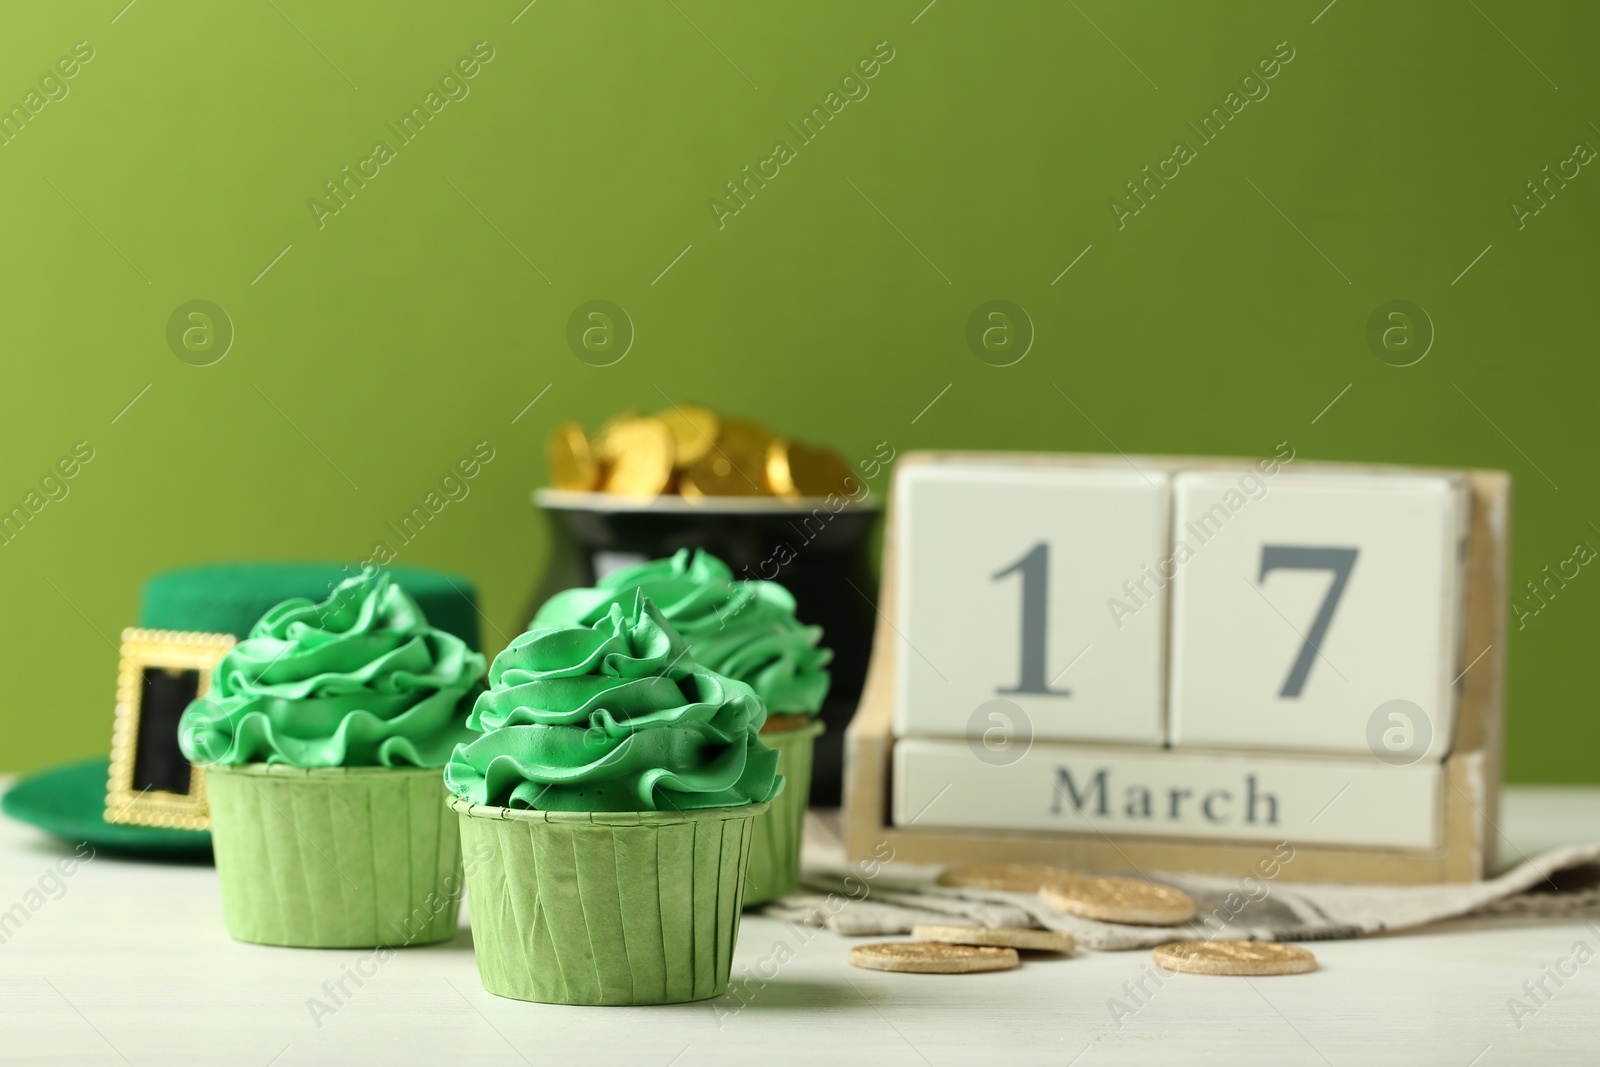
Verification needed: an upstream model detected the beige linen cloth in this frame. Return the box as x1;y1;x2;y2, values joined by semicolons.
764;815;1600;951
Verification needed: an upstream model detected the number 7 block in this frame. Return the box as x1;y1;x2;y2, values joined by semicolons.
1168;470;1467;758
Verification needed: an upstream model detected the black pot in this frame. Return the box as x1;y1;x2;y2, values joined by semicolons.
526;490;882;806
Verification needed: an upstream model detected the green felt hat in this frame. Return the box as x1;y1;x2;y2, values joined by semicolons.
139;562;481;649
2;562;483;859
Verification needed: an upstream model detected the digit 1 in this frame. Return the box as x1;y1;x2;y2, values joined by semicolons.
992;542;1070;697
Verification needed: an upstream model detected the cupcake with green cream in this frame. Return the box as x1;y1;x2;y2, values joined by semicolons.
447;594;779;1005
533;549;828;905
535;548;830;719
180;569;485;949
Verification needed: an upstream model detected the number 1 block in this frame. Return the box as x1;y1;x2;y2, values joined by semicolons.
893;463;1167;745
1168;471;1467;758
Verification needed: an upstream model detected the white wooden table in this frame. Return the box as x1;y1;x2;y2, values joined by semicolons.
1;785;1596;1066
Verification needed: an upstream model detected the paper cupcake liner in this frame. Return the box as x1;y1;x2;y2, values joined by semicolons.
204;764;462;948
450;795;768;1005
743;719;824;907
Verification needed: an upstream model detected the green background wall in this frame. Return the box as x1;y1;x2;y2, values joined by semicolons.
2;1;1594;781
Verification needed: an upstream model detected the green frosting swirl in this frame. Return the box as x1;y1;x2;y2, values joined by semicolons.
444;596;782;812
178;571;486;769
533;549;831;717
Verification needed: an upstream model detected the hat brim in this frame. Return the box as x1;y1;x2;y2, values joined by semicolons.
2;758;212;860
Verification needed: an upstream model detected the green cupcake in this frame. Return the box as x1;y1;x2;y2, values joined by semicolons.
180;569;485;948
534;549;828;905
535;548;831;716
446;594;779;1005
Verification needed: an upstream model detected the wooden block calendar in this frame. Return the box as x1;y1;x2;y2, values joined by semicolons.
843;451;1509;884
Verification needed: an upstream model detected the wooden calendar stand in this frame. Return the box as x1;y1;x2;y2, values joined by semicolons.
843;453;1509;884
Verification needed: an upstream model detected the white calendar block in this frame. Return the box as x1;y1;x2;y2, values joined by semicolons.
892;738;1442;848
1168;471;1466;758
893;463;1167;745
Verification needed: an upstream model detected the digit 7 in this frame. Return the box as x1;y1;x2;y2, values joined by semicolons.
1258;545;1358;698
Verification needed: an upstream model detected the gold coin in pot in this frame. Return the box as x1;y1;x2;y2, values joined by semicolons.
655;404;720;469
681;418;775;497
547;421;599;491
593;410;642;461
599;417;674;498
680;451;763;498
718;418;777;463
768;440;854;498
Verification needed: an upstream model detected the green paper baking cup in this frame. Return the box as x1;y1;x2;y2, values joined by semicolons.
743;719;824;907
204;764;463;949
450;795;769;1005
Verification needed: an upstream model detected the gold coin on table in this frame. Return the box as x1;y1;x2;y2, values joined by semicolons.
936;863;1069;894
912;924;1075;954
767;440;855;499
1040;873;1197;927
547;421;598;491
1152;940;1317;976
654;404;720;469
848;942;1020;974
680;418;775;498
598;417;674;498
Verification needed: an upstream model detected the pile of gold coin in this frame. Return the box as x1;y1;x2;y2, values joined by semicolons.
547;406;855;500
